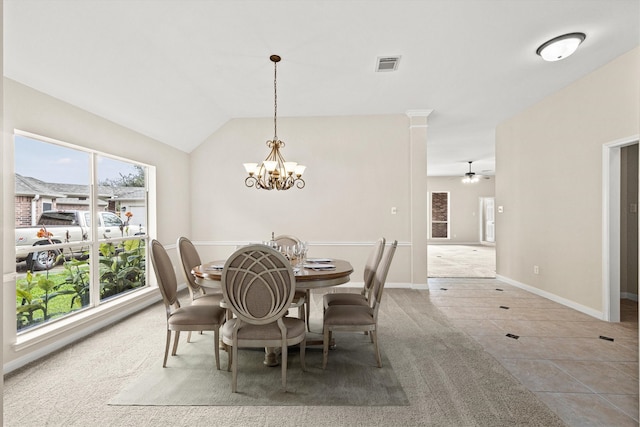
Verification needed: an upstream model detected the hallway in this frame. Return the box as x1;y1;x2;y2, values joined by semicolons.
428;244;496;278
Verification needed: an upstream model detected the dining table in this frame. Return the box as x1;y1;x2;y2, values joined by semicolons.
192;257;354;366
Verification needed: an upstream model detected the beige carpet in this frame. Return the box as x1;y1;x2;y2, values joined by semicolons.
428;244;496;278
4;289;564;426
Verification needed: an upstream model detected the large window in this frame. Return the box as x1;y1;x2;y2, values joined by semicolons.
14;132;149;332
430;191;450;239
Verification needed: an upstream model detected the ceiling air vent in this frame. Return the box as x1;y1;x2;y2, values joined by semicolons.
376;56;401;72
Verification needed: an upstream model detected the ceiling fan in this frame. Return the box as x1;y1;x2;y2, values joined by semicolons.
462;161;480;183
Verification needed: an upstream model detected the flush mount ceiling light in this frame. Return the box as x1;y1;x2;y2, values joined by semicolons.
243;55;306;190
536;32;586;62
462;161;479;184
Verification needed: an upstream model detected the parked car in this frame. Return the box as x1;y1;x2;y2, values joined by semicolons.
16;210;145;271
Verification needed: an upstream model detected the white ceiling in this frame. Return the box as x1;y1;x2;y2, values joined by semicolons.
4;0;639;176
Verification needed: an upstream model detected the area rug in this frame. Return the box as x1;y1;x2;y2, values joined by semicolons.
109;334;409;406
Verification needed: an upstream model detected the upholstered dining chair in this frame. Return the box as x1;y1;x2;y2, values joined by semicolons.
273;234;310;330
177;236;224;307
220;244;306;393
177;236;228;341
150;239;227;369
323;237;385;309
273;234;300;247
322;240;397;369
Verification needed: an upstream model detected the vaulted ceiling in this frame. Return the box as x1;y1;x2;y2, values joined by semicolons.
4;1;639;176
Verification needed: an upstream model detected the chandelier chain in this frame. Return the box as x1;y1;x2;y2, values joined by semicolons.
273;59;278;141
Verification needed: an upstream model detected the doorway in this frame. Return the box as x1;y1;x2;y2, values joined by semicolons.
480;197;495;243
603;137;639;322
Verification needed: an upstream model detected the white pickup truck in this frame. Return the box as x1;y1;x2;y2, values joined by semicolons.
15;210;145;271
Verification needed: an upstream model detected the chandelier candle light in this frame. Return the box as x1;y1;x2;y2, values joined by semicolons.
244;55;306;190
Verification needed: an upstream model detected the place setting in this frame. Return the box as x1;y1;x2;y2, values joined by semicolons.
303;258;336;271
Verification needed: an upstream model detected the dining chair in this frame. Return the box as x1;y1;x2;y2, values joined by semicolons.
273;234;300;247
322;240;397;369
177;236;227;341
273;234;310;331
323;237;385;309
176;236;224;307
150;239;227;369
220;244;306;393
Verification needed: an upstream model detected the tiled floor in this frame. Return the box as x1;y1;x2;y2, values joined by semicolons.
429;278;639;427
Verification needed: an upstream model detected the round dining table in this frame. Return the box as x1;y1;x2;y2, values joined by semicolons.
191;258;354;366
192;259;354;289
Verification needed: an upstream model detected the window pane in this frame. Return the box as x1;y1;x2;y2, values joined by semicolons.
431;192;449;239
431;192;448;221
16;253;92;332
97;156;147;233
99;239;147;302
15;136;91;272
432;223;448;238
97;156;148;300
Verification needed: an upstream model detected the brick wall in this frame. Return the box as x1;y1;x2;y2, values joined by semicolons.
15;196;33;227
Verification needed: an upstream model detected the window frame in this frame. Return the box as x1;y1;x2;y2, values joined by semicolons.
13;129;154;335
430;191;450;239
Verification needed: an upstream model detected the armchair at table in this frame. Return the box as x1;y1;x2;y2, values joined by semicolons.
177;236;229;335
150;240;226;369
177;236;224;307
322;240;397;369
220;245;306;392
323;237;386;309
274;234;310;330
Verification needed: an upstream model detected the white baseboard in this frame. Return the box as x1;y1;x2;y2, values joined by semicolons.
496;275;605;320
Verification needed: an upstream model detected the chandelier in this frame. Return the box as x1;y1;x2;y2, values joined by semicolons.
462;161;479;184
243;55;306;190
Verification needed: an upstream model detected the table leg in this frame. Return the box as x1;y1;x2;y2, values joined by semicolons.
264;346;280;366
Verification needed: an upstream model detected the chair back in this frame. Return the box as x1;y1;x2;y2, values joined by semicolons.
176;236;204;298
150;239;179;308
273;234;301;247
222;244;296;325
369;240;397;311
363;237;386;293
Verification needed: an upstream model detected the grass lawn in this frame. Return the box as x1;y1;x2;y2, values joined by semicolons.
16;269;88;330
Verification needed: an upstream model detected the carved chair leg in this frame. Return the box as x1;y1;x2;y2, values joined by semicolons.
171;331;181;356
163;329;171;367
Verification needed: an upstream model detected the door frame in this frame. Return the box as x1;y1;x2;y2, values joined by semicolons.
603;135;639;322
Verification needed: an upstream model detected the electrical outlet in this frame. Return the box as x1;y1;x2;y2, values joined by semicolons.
391;207;397;215
533;265;539;275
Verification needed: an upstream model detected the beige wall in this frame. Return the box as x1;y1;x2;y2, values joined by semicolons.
2;78;191;368
496;47;640;316
621;144;639;297
189;114;420;286
427;176;495;243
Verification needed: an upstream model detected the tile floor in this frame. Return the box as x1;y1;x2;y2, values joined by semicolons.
428;278;639;427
